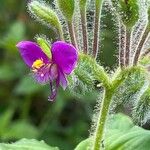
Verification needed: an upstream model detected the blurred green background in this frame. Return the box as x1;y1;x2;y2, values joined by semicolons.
0;0;116;149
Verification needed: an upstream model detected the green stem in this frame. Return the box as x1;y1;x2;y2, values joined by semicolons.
92;66;144;150
92;0;104;58
92;88;113;150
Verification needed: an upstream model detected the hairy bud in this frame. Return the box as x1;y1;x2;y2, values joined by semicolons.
57;0;75;22
118;0;139;28
28;0;63;39
37;37;51;58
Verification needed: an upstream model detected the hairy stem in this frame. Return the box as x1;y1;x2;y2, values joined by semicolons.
92;66;144;150
119;22;126;68
133;26;150;65
58;27;64;40
79;53;110;88
92;0;104;58
125;27;132;66
80;7;88;54
141;48;150;58
92;88;113;150
67;21;78;49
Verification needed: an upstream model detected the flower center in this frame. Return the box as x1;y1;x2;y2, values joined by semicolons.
32;59;45;70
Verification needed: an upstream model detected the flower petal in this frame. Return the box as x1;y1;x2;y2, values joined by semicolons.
16;41;49;67
58;70;68;90
51;41;78;75
49;64;58;81
32;65;50;84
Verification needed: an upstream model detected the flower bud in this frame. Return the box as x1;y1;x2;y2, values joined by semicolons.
57;0;75;22
118;0;139;28
37;37;52;58
28;0;63;39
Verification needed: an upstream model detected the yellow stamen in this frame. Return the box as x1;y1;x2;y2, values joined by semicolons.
32;59;45;69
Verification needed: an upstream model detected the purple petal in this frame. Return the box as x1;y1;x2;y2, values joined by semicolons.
51;41;78;75
32;64;51;84
49;64;58;81
58;70;68;90
16;41;49;67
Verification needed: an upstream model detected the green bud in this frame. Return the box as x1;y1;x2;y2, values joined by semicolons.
57;0;75;22
37;37;52;58
119;0;139;28
79;0;87;10
28;0;63;39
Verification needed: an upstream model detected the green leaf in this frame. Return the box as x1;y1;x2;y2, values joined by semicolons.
0;139;59;150
75;114;150;150
0;21;25;52
14;76;43;95
105;114;150;150
0;109;14;135
106;114;134;131
2;121;39;140
0;64;18;81
74;138;91;150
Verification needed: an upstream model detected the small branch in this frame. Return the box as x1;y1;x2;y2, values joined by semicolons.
80;7;88;54
125;27;132;66
141;48;150;58
119;22;126;68
133;26;150;65
67;21;78;49
92;0;104;58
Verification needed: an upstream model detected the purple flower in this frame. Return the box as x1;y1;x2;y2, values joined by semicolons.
16;40;78;101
